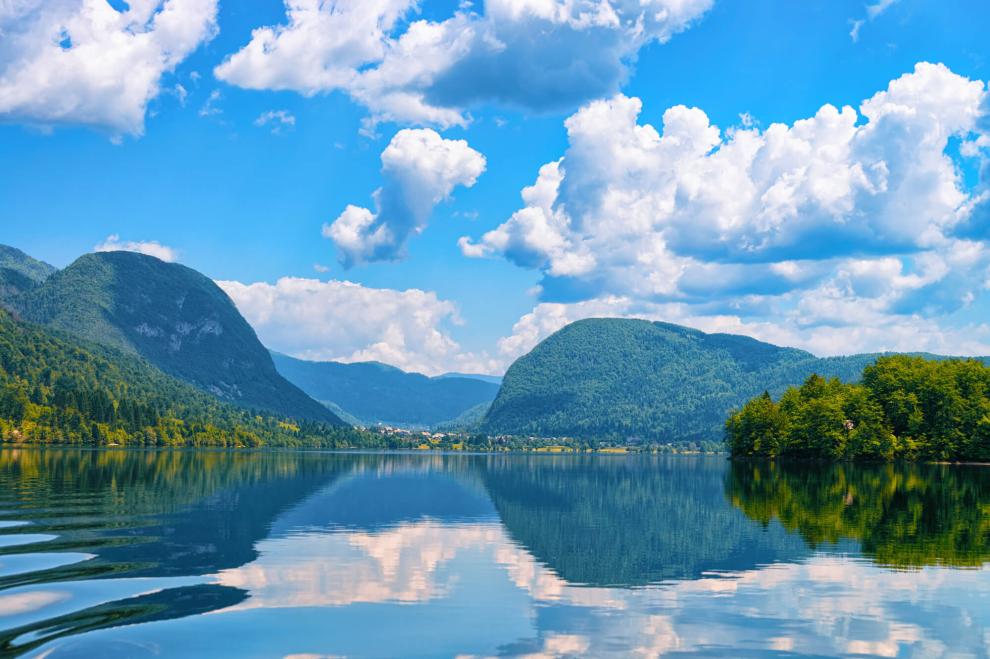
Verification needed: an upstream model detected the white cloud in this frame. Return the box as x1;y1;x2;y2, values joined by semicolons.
464;64;988;296
254;109;296;134
0;0;218;138
458;63;990;367
172;83;188;107
494;296;990;368
850;0;899;41
323;128;486;266
214;0;413;96
215;0;713;129
217;277;497;375
198;89;222;117
94;235;179;262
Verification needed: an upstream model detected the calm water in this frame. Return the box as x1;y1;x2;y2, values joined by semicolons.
0;451;988;657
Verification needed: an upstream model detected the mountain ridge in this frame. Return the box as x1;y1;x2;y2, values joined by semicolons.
0;244;57;306
0;308;352;446
271;352;500;427
11;250;341;424
482;317;990;442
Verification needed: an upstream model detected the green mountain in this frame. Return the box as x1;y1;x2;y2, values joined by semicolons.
0;244;57;283
12;251;340;424
271;352;500;427
482;318;914;442
0;244;56;305
437;372;503;385
0;309;354;447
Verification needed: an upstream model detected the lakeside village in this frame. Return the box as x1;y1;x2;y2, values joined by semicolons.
364;424;724;454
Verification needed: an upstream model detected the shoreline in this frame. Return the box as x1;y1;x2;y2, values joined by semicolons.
0;443;727;457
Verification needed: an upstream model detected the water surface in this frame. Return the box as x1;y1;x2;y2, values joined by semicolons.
0;449;988;657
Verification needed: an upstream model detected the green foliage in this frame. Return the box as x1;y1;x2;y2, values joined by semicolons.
0;309;366;448
11;251;340;424
271;352;499;427
0;245;56;306
726;355;990;461
483;318;883;442
0;244;56;284
434;401;492;431
727;461;990;567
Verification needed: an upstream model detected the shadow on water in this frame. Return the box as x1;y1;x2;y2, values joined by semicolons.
726;460;990;568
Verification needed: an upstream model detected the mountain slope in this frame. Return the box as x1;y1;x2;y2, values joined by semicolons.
482;318;903;442
0;244;56;305
0;309;353;446
271;353;500;427
0;244;57;283
14;251;341;424
437;372;503;385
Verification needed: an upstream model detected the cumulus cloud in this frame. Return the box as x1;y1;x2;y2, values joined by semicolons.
494;296;990;368
217;277;497;375
0;0;218;137
323;128;486;266
215;0;713;129
93;235;179;262
460;63;990;365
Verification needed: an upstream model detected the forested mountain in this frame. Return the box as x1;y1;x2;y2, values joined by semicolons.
481;318;954;442
0;244;56;305
11;251;340;424
0;244;56;283
0;309;354;447
437;372;503;385
271;352;500;427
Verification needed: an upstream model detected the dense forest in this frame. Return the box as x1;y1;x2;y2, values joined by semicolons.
726;355;990;461
11;250;340;424
484;318;892;442
0;310;362;448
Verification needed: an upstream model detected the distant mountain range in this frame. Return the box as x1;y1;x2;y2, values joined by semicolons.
0;243;496;431
271;353;500;427
5;249;341;425
481;318;990;443
436;372;503;385
5;242;987;447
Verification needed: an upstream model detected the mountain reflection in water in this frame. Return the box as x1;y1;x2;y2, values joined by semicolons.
0;449;988;657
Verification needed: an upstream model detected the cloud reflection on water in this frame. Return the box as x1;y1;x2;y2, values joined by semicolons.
210;515;990;658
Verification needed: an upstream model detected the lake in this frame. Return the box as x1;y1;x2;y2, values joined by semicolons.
0;450;988;657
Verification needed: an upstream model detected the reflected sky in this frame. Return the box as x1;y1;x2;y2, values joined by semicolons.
0;450;988;657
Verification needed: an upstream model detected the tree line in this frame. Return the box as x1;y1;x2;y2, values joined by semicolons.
0;310;368;449
726;355;990;461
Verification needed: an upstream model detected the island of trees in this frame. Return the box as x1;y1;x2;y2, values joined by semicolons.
726;355;990;461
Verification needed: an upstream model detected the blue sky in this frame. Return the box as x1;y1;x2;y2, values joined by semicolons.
2;0;989;374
